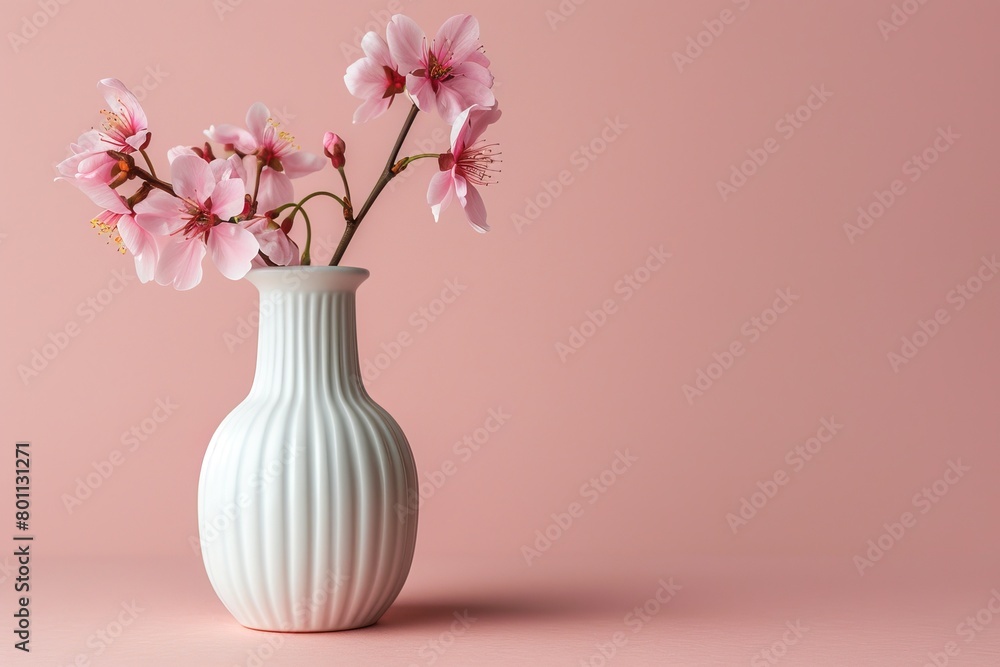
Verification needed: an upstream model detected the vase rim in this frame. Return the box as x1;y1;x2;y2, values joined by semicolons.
247;265;369;275
244;265;370;292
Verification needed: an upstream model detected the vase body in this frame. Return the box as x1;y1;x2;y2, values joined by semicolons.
198;266;418;632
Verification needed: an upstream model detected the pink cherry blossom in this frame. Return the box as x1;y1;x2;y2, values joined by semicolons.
426;104;501;232
96;78;150;152
204;103;325;211
55;79;149;189
345;31;408;124
387;14;494;123
134;155;259;290
78;181;161;283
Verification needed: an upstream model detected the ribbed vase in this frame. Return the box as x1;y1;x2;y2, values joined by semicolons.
198;266;418;632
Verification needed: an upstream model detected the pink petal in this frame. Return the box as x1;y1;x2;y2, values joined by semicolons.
204;123;257;154
255;169;294;213
79;181;130;213
117;216;160;283
156;238;206;291
167;145;198;163
465;49;491;69
243;218;299;266
434;14;481;64
125;131;151;151
460;183;489;233
427;170;456;222
345;57;393;99
451;60;494;89
469;104;502;137
453;172;468;201
387;14;426;72
450;104;501;152
436;78;494;124
449;105;476;152
170;155;215;204
352;95;392;124
281;151;326;178
245;102;271;146
134;190;184;236
75;152;116;182
209;178;248;220
207;223;259;280
405;74;435;113
361;31;394;67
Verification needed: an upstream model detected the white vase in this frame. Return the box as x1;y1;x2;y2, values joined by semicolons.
198;266;418;632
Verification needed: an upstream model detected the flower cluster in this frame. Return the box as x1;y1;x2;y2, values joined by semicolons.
57;13;502;290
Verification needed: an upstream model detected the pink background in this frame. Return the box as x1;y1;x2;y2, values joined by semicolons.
2;0;1000;664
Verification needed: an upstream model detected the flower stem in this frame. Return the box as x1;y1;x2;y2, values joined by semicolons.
278;202;313;265
338;167;352;215
139;149;157;179
301;205;313;266
395;153;439;170
250;160;264;214
329;103;420;266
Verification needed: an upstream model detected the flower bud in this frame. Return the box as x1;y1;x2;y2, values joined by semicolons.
323;132;346;169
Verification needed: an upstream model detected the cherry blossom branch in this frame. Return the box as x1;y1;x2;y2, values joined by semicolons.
107;150;175;196
329;103;421;266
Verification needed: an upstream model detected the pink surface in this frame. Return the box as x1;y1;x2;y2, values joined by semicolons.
2;0;1000;664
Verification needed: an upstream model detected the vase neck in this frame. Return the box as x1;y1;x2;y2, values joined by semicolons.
245;267;370;395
